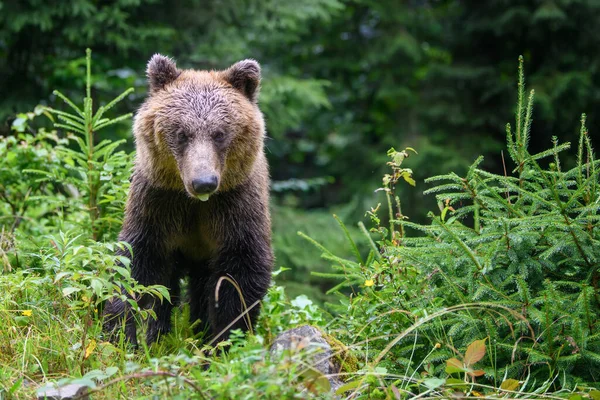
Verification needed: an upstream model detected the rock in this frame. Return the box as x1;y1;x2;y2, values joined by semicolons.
37;383;89;400
270;325;350;394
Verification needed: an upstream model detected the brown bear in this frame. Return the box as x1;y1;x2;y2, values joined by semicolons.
103;54;273;346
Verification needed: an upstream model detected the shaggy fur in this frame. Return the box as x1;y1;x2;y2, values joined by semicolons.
103;55;273;346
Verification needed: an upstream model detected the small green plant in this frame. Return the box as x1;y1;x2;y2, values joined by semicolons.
32;48;134;241
379;147;417;242
0;127;65;270
35;231;169;373
406;57;600;386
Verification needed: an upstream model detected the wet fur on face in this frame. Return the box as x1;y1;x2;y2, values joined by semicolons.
134;56;265;198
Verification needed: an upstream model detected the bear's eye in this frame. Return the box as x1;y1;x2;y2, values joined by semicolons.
213;130;226;143
176;128;188;144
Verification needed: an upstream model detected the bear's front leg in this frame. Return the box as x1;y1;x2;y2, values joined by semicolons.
143;267;180;345
207;240;273;343
129;239;179;345
103;234;177;346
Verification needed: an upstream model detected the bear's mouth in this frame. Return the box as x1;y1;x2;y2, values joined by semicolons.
187;174;219;201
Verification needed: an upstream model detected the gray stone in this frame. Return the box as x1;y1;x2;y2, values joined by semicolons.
270;325;345;393
37;383;89;400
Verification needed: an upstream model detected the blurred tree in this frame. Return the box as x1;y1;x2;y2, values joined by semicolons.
0;0;340;143
426;0;600;164
259;0;474;217
259;0;600;218
0;0;167;126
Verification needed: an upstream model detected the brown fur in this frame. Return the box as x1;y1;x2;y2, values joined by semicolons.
103;55;273;346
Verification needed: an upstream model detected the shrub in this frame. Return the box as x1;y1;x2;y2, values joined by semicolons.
305;57;600;397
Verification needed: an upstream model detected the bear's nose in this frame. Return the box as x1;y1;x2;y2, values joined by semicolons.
191;175;218;195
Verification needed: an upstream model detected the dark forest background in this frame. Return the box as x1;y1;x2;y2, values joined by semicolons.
2;0;599;301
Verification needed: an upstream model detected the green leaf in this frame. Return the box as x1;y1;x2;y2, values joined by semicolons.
500;379;520;391
54;272;71;282
105;366;119;377
11;117;27;132
90;279;103;297
445;357;464;374
62;287;81;297
291;295;313;309
112;266;130;278
445;378;467;390
402;173;416;186
9;377;23;394
589;391;600;400
299;368;331;394
335;380;362;395
272;266;291;277
14;316;30;326
154;286;171;303
423;377;445;390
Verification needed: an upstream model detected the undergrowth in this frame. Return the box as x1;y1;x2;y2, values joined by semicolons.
1;52;599;399
304;57;600;398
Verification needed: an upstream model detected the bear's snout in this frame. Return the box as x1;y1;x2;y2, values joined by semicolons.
191;175;219;197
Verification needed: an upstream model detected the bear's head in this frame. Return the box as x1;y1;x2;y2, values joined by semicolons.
134;54;265;200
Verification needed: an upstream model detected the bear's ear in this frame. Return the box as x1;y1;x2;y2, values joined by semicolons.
222;59;261;102
147;54;180;92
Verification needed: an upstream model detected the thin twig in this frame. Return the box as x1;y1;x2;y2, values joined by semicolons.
208;299;261;347
214;274;253;335
501;150;511;205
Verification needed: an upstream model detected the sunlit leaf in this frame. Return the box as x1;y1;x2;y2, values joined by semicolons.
62;287;80;297
500;379;520;391
589;391;600;400
464;339;486;366
468;369;485;377
335;380;362;395
84;339;96;359
403;174;416;186
445;357;464;374
445;378;467;391
423;377;445;390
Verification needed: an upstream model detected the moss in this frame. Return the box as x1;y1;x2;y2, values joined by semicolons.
320;328;359;377
269;324;360;381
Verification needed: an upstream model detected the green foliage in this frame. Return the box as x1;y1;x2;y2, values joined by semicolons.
301;59;600;396
6;232;168;375
0;51;340;399
1;266;335;398
0;51;133;281
5;0;600;237
0;52;175;396
0;127;64;262
2;2;600;396
34;49;134;241
406;59;600;385
3;1;600;226
271;203;367;304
